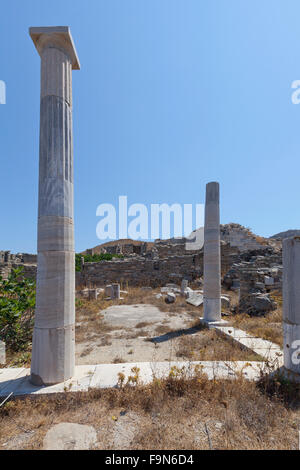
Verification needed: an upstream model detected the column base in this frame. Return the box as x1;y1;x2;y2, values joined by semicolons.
199;317;229;329
203;298;221;322
30;325;75;386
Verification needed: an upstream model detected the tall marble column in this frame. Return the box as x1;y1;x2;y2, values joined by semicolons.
283;237;300;379
203;182;221;322
29;27;80;385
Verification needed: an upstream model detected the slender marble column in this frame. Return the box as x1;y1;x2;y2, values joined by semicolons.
203;182;221;322
283;237;300;378
29;27;80;385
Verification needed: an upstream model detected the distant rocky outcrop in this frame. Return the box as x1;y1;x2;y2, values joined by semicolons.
269;230;300;240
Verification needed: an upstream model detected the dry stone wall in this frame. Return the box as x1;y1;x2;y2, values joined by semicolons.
0;224;282;291
0;251;37;280
76;253;203;288
220;224;267;252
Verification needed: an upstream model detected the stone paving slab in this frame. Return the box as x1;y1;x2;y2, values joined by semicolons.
215;326;254;339
15;365;97;395
0;360;264;397
212;324;284;365
0;368;29;396
251;348;283;364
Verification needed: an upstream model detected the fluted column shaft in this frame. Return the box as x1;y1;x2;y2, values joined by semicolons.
29;27;80;385
203;182;221;322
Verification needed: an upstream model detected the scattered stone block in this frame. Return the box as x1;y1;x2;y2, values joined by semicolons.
186;293;203;307
231;279;240;290
88;289;98;300
166;292;176;303
264;276;274;286
112;283;120;299
105;285;112;297
239;293;277;316
221;295;230;309
184;287;194;298
161;285;180;294
181;279;188;296
254;282;265;291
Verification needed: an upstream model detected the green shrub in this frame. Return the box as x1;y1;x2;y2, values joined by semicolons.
75;253;124;272
0;267;36;351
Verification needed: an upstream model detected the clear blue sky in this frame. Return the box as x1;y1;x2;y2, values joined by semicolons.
0;0;299;253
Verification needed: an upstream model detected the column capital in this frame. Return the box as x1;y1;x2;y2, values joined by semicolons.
29;26;80;70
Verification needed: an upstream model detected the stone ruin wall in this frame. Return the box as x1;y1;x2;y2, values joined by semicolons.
76;242;248;289
220;223;267;252
76;253;203;288
0;251;37;280
0;225;283;293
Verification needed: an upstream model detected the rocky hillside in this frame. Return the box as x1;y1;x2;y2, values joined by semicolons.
84;223;282;256
269;229;300;240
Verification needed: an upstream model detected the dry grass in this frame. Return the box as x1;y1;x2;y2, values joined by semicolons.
75;296;117;344
0;372;299;450
175;329;262;362
254;235;269;245
135;322;153;329
112;356;125;364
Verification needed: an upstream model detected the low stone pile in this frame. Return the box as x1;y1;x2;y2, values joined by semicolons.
238;292;277;316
